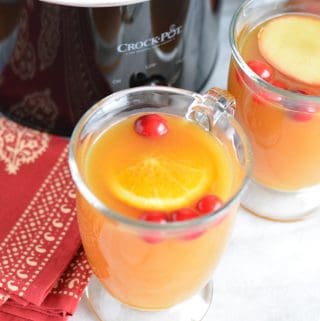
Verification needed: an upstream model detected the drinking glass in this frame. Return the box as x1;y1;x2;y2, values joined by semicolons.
68;86;250;321
228;0;320;221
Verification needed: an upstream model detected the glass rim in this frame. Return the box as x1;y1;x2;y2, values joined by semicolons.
229;0;320;106
68;86;251;231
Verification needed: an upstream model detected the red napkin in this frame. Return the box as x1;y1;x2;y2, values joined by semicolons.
0;115;91;320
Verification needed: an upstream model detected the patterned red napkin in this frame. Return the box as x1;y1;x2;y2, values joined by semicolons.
0;115;91;320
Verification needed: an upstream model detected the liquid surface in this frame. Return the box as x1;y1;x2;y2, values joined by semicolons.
85;113;234;217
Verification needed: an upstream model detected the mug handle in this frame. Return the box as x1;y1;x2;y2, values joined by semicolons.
185;87;236;132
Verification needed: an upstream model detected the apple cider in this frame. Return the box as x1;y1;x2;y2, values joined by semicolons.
69;86;251;320
77;112;239;309
228;13;320;191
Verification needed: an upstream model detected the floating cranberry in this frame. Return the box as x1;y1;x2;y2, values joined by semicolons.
287;90;317;122
247;60;273;82
254;79;287;104
267;79;288;102
294;89;310;95
270;79;287;90
139;211;167;244
139;211;167;223
171;208;204;240
134;114;168;137
196;194;223;214
290;107;316;122
171;208;199;221
289;105;316;122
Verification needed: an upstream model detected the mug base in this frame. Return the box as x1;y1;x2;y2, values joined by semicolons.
85;276;213;321
241;179;320;221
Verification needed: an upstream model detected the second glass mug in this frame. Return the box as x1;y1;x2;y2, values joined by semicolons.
68;86;250;321
228;0;320;221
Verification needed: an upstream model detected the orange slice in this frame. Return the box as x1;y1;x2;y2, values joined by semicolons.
258;15;320;85
108;155;212;211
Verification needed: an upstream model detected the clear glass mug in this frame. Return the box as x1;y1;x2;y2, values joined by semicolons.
228;0;320;221
68;86;250;321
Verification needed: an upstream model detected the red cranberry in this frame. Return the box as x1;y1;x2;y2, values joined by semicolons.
171;208;199;221
290;107;315;122
247;60;273;82
294;89;310;95
139;211;167;223
253;79;287;104
139;211;167;244
134;114;168;137
287;90;317;122
270;79;287;90
171;208;204;240
267;79;288;102
289;105;316;122
196;194;223;214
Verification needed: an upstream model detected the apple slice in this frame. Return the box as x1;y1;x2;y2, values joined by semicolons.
258;15;320;86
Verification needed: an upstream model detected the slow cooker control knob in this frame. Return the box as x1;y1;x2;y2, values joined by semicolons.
130;73;167;87
147;75;167;86
130;73;148;87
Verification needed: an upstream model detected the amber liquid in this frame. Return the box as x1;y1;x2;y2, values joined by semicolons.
228;14;320;191
77;113;238;310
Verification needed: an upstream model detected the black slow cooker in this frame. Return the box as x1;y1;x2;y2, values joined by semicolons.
0;0;221;135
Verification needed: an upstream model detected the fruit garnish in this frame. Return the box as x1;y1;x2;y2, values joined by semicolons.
170;208;204;240
134;114;168;137
253;79;287;104
139;211;168;243
109;156;210;211
294;89;311;96
286;89;317;122
247;60;273;81
139;211;168;223
196;194;223;214
258;15;320;86
267;79;288;102
170;208;199;221
289;105;316;122
270;80;287;90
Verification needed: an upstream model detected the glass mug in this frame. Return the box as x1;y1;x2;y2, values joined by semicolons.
228;0;320;221
68;86;250;321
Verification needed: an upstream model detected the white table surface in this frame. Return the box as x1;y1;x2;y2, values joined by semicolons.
71;0;320;320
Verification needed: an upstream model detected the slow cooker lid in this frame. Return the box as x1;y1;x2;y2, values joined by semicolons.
40;0;148;7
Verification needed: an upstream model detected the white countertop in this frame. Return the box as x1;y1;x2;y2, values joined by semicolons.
72;0;320;320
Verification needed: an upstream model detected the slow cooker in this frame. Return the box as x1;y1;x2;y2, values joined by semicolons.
0;0;221;135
